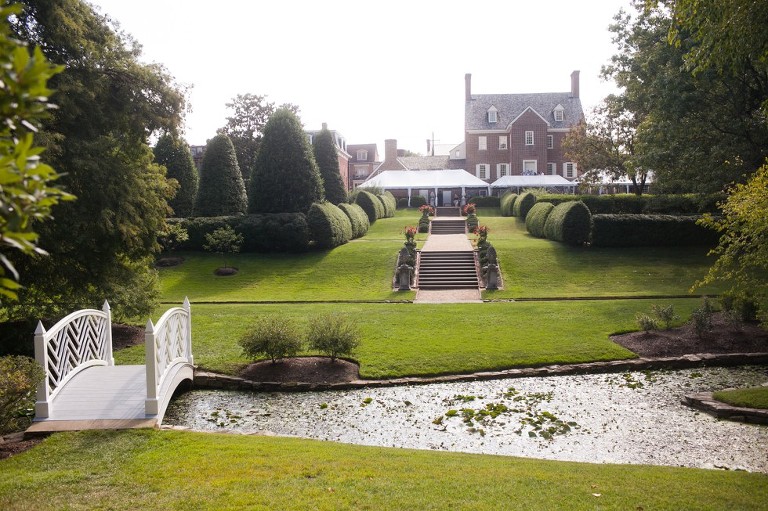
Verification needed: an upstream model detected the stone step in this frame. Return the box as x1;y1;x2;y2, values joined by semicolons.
416;248;479;289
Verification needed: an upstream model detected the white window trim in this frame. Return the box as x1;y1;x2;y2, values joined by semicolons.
497;163;509;178
554;110;564;122
547;162;556;175
563;162;577;178
525;131;534;146
356;149;368;161
476;163;488;180
522;160;537;175
478;136;487;151
488;110;497;123
498;135;508;150
547;135;553;149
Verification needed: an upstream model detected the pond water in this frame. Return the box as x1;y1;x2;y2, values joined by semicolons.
164;366;768;473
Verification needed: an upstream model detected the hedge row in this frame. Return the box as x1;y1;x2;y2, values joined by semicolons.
536;193;725;215
468;196;500;207
337;202;370;239
525;202;555;238
170;214;310;252
591;214;719;247
378;191;397;218
307;202;353;249
500;192;518;217
512;192;537;219
355;190;384;223
543;201;592;245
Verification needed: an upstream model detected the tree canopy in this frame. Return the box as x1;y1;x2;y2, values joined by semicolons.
7;0;185;320
154;133;199;218
313;128;347;205
195;134;247;217
249;108;324;214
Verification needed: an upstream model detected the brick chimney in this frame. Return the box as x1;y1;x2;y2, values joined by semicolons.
384;139;398;162
322;122;327;130
570;70;580;98
465;73;472;102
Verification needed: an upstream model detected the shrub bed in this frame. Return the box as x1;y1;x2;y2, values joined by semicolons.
307;202;353;249
337;202;370;239
525;202;555;238
537;193;725;215
512;192;537;219
170;214;310;252
500;192;518;217
543;201;592;245
591;214;720;247
355;190;384;223
468;196;500;208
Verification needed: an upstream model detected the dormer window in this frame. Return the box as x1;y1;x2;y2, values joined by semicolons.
356;149;368;161
554;104;565;122
487;106;498;123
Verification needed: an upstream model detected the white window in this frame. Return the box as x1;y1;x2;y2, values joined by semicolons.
547;162;556;175
554;105;565;122
525;131;534;145
476;164;488;180
523;160;537;175
356;149;368;161
307;134;314;144
564;162;577;178
547;135;553;149
454;150;461;157
497;163;509;177
498;136;508;150
478;136;487;151
487;106;498;123
354;165;368;178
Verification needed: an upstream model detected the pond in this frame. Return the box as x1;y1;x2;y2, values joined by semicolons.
164;366;768;473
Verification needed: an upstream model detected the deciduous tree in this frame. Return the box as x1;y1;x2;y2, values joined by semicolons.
195;134;247;217
154;133;198;217
249;108;323;213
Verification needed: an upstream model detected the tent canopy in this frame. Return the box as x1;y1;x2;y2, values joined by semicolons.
359;169;489;190
490;175;577;189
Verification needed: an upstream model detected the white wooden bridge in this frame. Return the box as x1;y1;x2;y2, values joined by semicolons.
27;299;194;433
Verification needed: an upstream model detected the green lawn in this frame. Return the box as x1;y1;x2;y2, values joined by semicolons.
117;299;701;378
713;387;768;409
1;430;766;511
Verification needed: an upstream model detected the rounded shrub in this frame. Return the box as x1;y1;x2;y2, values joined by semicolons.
543;200;592;245
239;315;303;363
337;202;370;239
377;192;397;218
512;191;537;219
306;314;361;362
0;355;45;434
307;202;353;249
410;195;427;208
355;190;384;223
500;192;518;217
525;202;555;238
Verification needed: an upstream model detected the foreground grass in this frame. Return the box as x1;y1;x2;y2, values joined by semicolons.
1;430;766;511
117;299;700;377
713;387;768;410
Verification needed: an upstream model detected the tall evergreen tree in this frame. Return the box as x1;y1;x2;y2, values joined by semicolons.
249;108;323;213
313;128;347;205
195;134;247;217
154;133;199;217
7;0;185;320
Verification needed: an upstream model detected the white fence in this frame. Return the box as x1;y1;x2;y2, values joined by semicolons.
34;301;114;418
144;297;193;416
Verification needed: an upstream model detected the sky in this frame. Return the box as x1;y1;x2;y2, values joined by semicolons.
87;0;632;155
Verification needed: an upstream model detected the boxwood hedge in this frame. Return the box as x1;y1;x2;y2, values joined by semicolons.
355;190;385;223
512;191;537;219
536;193;725;215
500;192;518;217
543;201;592;245
169;214;310;252
337;202;370;239
377;191;397;218
307;202;353;249
468;196;501;207
525;202;555;238
591;214;720;247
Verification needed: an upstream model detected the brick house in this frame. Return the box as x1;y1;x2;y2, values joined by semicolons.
464;71;584;184
306;123;351;190
347;143;380;190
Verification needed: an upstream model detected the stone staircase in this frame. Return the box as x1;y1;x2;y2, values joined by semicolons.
416;251;479;289
429;219;466;235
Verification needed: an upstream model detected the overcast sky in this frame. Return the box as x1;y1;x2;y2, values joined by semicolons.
88;0;631;155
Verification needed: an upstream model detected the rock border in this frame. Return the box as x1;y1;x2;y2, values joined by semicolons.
682;391;768;425
193;351;768;392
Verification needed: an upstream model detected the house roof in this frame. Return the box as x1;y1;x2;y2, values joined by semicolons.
490;175;578;188
360;169;490;190
466;92;583;131
398;155;451;170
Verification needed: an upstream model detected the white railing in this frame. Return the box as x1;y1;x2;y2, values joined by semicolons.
145;298;193;416
34;301;114;418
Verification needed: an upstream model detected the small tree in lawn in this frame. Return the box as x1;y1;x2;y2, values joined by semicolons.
195;134;247;216
239;315;303;364
203;225;243;273
307;314;361;362
313;128;347;205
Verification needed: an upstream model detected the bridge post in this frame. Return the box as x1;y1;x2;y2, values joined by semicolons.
183;297;193;366
103;300;115;366
145;319;159;415
33;321;51;418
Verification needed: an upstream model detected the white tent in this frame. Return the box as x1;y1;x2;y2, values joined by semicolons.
490;175;578;194
359;169;490;206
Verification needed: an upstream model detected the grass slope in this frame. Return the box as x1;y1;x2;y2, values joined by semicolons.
116;299;700;378
713;387;768;410
1;430;766;511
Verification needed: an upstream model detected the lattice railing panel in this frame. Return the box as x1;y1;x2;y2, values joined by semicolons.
44;312;109;393
146;299;192;413
152;311;188;383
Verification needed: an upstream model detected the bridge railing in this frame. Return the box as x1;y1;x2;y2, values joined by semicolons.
34;301;114;418
145;298;193;415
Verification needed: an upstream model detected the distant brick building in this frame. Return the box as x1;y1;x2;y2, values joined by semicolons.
347;143;379;189
464;71;584;183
